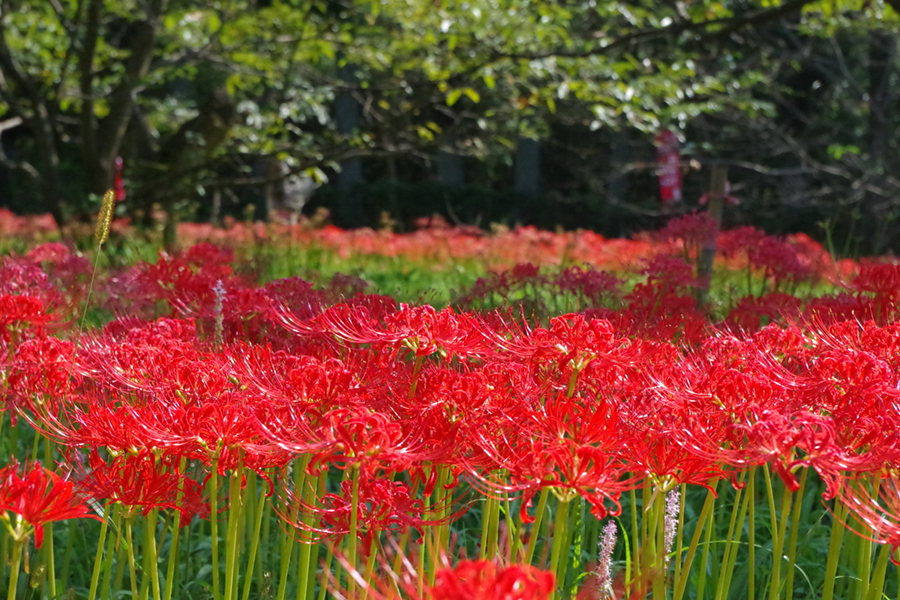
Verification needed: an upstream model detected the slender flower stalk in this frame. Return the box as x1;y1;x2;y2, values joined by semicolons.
663;488;680;568
7;539;22;600
597;520;617;600
784;467;809;600
87;502;112;600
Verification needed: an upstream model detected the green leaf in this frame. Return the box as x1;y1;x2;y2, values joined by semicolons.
446;89;463;106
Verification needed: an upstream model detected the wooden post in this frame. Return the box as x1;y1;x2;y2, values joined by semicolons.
696;165;728;309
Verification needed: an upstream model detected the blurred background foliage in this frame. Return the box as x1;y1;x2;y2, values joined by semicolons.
2;0;900;254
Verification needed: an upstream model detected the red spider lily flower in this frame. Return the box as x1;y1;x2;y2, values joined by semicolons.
850;262;900;296
70;450;207;521
430;560;555;600
278;303;488;360
654;211;719;257
0;294;51;341
7;337;80;403
0;460;101;547
724;293;803;334
278;466;452;549
472;394;637;520
268;407;437;475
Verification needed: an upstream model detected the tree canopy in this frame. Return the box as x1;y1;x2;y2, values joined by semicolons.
2;0;900;251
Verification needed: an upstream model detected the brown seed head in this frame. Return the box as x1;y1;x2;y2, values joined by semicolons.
94;190;115;245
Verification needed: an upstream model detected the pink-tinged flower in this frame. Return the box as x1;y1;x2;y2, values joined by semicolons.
596;520;617;599
430;560;555;600
0;460;100;547
654;211;718;256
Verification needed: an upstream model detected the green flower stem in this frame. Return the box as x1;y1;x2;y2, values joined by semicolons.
563;498;582;600
99;504;122;600
7;539;22;600
479;493;496;560
713;478;744;599
147;508;163;600
60;519;79;592
673;482;719;600
242;481;268;600
484;491;502;563
769;475;793;600
629;485;639;596
308;471;329;600
695;495;716;600
439;467;453;565
210;450;222;600
821;496;846;600
295;472;318;600
506;493;520;562
277;458;308;600
232;482;247;599
524;488;550;565
651;489;664;600
87;501;112;600
784;467;809;600
224;458;246;600
164;457;189;600
113;524;127;595
641;484;651;557
319;469;351;600
140;514;152;600
276;519;296;600
43;437;55;598
183;518;194;593
862;475;881;600
865;541;892;600
478;489;490;559
548;497;571;600
44;521;56;598
716;479;750;600
408;355;425;398
428;467;447;587
0;522;8;590
348;463;361;599
360;537;380;600
419;481;429;597
261;481;273;573
748;468;756;600
317;545;336;600
392;477;421;576
126;517;140;600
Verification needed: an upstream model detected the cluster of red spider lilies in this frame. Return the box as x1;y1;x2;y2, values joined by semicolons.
2;218;900;600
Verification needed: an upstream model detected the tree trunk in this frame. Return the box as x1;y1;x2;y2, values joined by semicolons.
865;29;896;254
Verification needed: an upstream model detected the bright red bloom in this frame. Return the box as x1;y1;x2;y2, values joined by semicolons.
430;560;555;600
0;460;100;547
71;450;206;521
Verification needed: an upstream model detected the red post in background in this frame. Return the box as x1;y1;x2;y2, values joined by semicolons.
114;156;126;201
655;129;682;204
